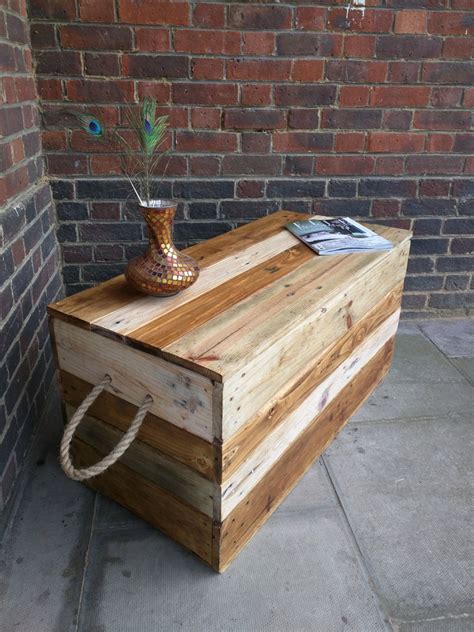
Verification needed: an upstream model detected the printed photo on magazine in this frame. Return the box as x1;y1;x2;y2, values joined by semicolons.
285;217;393;256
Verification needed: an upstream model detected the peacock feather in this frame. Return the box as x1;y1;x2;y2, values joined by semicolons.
76;113;104;137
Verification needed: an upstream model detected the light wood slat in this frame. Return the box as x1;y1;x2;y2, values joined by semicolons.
73;438;213;564
68;406;215;517
48;211;303;330
93;230;300;336
53;318;215;440
167;237;410;438
220;283;402;481
218;310;399;519
131;244;314;350
60;371;215;480
215;338;395;572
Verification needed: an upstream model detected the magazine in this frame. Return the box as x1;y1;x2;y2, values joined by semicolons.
285;217;392;256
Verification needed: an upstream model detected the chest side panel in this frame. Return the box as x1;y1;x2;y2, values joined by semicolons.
52;318;215;442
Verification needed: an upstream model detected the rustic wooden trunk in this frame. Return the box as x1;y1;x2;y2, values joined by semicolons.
48;211;411;572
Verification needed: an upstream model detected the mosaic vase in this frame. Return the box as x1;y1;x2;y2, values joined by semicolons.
125;201;200;297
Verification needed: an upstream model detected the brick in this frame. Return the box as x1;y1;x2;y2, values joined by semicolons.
224;109;286;131
123;55;188;79
407;257;434;274
283;156;313;177
77;179;137;200
402;198;456;216
60;25;132;50
368;132;424;153
335;132;366;152
339;86;370;107
437;256;473;272
452;180;474;197
360;179;417;197
50;180;74;200
394;10;427;33
137;81;170;102
241;84;272;107
237;180;264;199
465;157;474;175
295;7;327;31
321;108;382;130
372;199;402;218
376;35;442;59
419;180;451;196
90;154;123;175
119;1;189;25
405;275;444;291
192;4;225;28
90;202;121;220
189;156;219;176
135;28;170;52
188;203;218;219
173;83;237;106
173;180;234;200
30;22;56;49
0;43;16;72
273;132;333;153
63;245;93;265
314;199;371;218
176;131;237;153
382;110;413;131
228;5;291;29
375;155;403;176
315;156;375;176
451;239;474;255
327;60;387;83
266;180;325;199
430;293;472;310
427;11;474;36
402;295;427;310
422;62;473;84
426;134;454;152
328;8;394;32
36;78;62;101
412;218;442;235
191;58;224;80
444;218;474;235
411;238;449;255
191;108;220;130
343;35;376;58
328;180;357;198
29;0;76;20
277;33;343;57
291;60;324;82
445;275;470;291
80;0;115;21
36;51;81;75
442;38;474;60
413;110;470;131
431;87;463;108
242;32;275;56
242;133;271;153
221;200;279;220
0;106;23;137
288;109;320;130
275;85;336;107
221;155;281;176
227;59;291;82
84;53;120;77
370;86;430;107
174;30;240;55
388;61;420;83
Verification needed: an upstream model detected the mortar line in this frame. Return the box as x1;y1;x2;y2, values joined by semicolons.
74;492;98;632
321;454;394;632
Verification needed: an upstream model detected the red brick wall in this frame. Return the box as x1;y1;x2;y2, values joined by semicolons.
0;0;62;513
29;1;473;315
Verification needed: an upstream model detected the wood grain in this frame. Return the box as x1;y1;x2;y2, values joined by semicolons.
220;284;403;482
218;310;399;519
61;371;215;479
69;406;215;516
215;338;395;572
73;438;213;564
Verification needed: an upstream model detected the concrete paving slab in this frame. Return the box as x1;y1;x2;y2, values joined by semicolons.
450;358;474;385
324;414;472;625
398;616;474;631
0;453;95;632
274;458;339;514
389;333;467;384
350;379;473;423
419;319;474;358
78;507;388;632
94;494;151;531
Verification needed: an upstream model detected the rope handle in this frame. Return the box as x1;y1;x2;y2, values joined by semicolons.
60;374;153;481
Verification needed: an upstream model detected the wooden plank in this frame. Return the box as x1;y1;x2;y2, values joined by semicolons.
73;438;213;564
220;283;403;482
53;318;216;440
216;338;395;572
219;310;399;519
60;371;215;480
68;406;215;517
167;237;409;439
92;229;300;336
48;211;303;330
130;243;314;350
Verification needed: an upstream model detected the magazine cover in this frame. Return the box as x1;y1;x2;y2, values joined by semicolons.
286;217;392;255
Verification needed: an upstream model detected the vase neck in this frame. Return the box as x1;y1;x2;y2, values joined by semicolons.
141;206;176;256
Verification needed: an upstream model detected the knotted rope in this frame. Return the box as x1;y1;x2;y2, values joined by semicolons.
60;374;153;481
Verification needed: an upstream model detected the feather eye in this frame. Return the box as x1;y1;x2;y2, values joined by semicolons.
77;113;104;137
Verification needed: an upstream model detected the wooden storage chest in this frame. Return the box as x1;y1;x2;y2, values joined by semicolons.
48;211;411;572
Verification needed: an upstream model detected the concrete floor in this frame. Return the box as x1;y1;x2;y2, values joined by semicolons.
1;319;473;632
